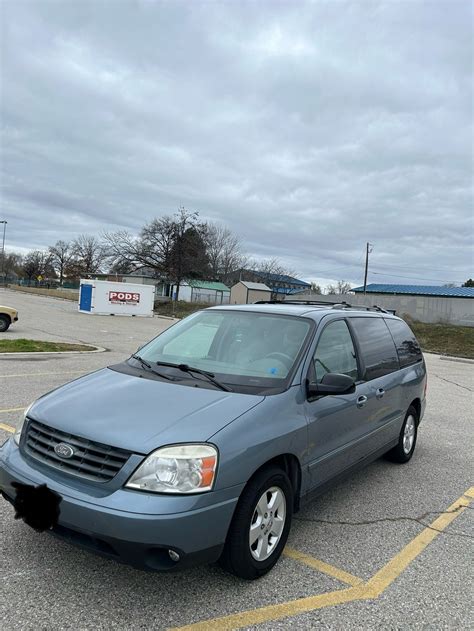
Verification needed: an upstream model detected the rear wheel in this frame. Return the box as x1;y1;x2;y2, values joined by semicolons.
0;315;10;332
386;405;418;463
219;466;293;579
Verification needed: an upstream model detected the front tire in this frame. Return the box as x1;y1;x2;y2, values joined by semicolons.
386;406;418;463
219;466;293;579
0;315;10;332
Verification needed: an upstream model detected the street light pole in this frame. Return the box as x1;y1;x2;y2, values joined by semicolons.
0;221;7;288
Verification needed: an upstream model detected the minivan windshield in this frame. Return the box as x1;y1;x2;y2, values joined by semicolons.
135;310;312;391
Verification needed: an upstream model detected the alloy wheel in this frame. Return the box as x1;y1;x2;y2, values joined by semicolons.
249;486;286;561
403;414;416;454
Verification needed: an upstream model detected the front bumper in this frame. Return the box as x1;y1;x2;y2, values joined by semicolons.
0;439;242;571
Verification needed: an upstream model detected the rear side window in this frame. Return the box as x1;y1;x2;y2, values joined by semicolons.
312;320;359;382
350;317;399;380
385;318;422;368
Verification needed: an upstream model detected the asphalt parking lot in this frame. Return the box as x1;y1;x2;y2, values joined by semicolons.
0;288;472;629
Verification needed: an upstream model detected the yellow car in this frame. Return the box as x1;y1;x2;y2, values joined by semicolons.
0;305;18;332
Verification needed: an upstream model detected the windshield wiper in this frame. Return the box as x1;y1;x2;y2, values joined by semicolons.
130;355;174;381
154;361;232;392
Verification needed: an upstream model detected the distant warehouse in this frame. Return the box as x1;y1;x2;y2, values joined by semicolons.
351;284;474;327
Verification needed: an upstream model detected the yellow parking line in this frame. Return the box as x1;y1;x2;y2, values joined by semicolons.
174;586;365;631
284;546;363;586
172;486;473;630
0;370;86;379
0;423;15;433
0;407;26;413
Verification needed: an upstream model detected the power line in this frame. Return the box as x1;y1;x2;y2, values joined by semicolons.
371;262;469;274
371;271;464;283
314;261;470;277
309;260;468;285
308;266;360;277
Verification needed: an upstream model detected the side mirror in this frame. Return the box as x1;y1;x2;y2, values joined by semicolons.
307;373;355;398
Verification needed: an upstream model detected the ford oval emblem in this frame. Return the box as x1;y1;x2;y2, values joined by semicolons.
54;442;74;459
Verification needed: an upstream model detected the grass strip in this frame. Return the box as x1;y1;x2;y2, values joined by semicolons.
0;338;95;353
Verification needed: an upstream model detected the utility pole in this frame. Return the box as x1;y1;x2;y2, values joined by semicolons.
0;221;7;289
363;242;373;294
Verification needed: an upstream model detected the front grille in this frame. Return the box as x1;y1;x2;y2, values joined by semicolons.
24;419;131;482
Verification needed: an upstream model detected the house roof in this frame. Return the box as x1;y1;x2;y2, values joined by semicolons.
252;271;311;286
239;281;272;291
187;280;230;292
232;269;310;287
352;283;474;298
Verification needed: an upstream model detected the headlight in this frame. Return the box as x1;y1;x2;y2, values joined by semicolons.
125;444;218;494
13;403;33;446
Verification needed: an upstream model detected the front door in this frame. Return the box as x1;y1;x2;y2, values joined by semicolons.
304;318;378;489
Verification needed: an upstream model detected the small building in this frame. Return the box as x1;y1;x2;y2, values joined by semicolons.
169;280;230;305
351;284;474;327
122;274;157;286
230;281;272;304
90;273;125;283
119;268;174;302
226;269;310;299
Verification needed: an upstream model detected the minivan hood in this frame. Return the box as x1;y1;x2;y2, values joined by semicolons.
28;367;265;454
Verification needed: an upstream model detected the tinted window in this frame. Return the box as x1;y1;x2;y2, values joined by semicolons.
312;320;358;382
385;318;422;368
350;317;399;380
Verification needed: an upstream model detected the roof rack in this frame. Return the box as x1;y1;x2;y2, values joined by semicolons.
253;300;390;314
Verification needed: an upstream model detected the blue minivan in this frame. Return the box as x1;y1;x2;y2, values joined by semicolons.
0;301;426;579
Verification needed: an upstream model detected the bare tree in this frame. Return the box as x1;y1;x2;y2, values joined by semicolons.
48;240;72;285
103;213;183;276
326;280;353;294
167;208;209;302
310;282;322;294
108;258;136;275
140;215;179;271
68;235;107;278
22;250;55;285
103;228;161;273
3;251;23;282
103;208;210;302
205;223;244;282
254;257;297;280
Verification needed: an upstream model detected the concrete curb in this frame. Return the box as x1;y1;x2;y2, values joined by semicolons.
0;345;107;357
154;314;179;320
439;355;474;364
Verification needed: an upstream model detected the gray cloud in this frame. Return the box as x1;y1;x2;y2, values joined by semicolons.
1;0;472;285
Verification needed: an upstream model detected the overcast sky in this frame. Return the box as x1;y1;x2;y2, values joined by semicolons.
1;0;472;287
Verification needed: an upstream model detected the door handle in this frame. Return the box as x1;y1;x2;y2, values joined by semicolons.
357;395;368;408
376;388;385;399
